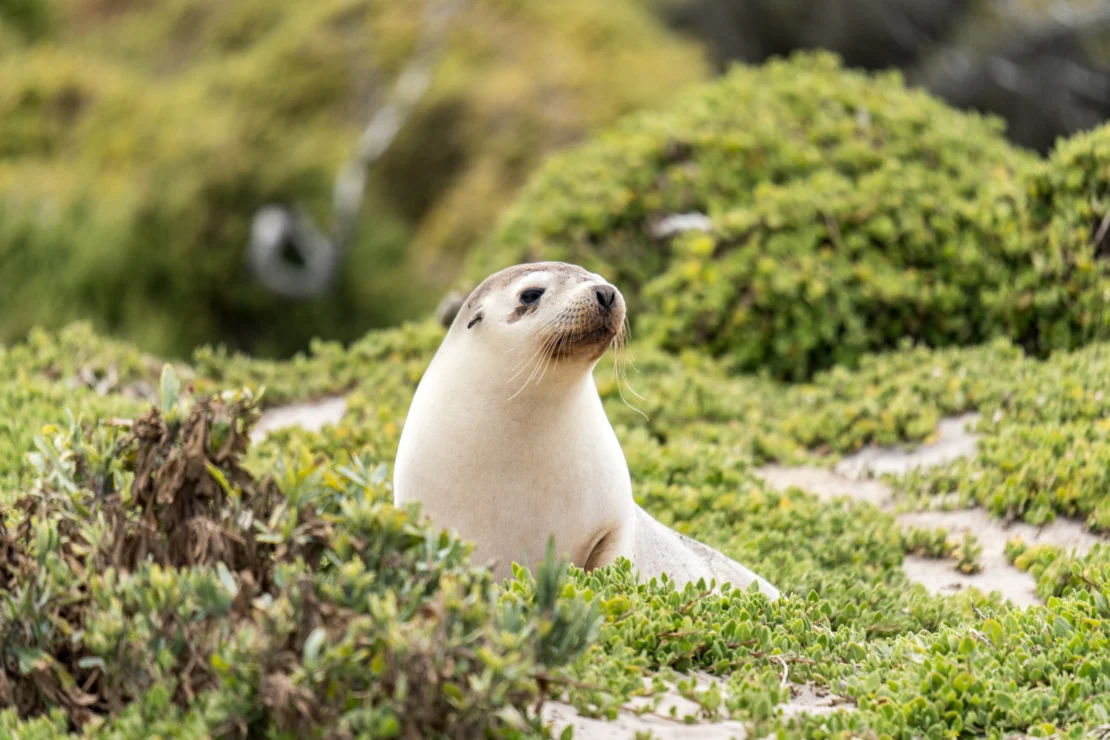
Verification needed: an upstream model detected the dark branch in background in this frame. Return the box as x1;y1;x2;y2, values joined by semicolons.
248;0;466;300
658;0;970;71
658;0;1110;153
916;3;1110;151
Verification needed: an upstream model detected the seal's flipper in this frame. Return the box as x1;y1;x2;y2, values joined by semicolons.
631;506;780;600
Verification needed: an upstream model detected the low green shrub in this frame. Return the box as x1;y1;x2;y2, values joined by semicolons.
14;320;1110;540
0;0;52;42
0;45;415;359
954;532;983;575
984;122;1110;355
558;566;1110;739
470;51;1110;381
470;51;1044;380
1007;539;1110;603
901;526;955;559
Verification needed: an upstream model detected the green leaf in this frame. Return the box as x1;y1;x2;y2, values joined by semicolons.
377;716;401;738
952;671;973;693
215;561;239;597
159;364;181;413
863;672;881;693
205;461;233;497
303;627;327;666
982;618;1003;645
77;656;106;671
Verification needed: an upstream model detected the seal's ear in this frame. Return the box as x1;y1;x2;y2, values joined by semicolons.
467;312;482;329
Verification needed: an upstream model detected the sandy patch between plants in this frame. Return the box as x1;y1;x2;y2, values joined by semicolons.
250;395;347;442
833;414;981;479
896;509;1104;607
757;413;1108;607
541;697;750;739
541;673;851;739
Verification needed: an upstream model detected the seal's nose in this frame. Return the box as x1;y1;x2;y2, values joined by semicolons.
596;285;617;311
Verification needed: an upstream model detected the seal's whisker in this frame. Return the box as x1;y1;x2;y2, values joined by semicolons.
508;331;560;401
507;342;546;380
521;332;559;392
506;357;541;401
614;343;646;404
619;315;640;373
616;383;648;420
506;316;563;375
536;332;563;384
543;331;567;372
615;343;643;399
505;314;561;358
507;323;560;384
534;341;558;387
622;373;646;402
619;359;642;400
506;324;554;357
536;322;574;386
508;342;544;375
614;354;648;420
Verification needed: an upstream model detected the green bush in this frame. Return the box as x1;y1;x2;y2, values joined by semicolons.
983;123;1110;354
1007;538;1110;603
469;51;1110;380
0;0;52;42
0;0;706;359
0;376;599;737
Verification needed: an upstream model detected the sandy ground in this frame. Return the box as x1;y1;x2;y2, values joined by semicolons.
250;396;347;442
252;399;1106;736
541;672;851;740
757;413;1108;607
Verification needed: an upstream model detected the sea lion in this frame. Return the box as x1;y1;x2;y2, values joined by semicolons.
393;262;779;599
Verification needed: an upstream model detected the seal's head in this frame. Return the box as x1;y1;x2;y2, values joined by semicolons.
450;262;626;378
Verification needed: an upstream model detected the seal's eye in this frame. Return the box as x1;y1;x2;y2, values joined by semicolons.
519;289;544;306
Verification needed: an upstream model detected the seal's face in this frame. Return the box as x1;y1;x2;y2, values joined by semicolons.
456;262;627;370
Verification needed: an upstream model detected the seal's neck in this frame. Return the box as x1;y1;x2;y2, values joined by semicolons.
421;335;599;414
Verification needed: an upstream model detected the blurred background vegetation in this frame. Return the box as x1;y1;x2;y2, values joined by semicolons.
2;0;1109;362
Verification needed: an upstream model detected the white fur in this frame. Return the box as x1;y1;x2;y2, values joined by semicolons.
393;264;779;599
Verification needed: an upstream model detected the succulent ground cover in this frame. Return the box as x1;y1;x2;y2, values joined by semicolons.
3;322;1110;738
